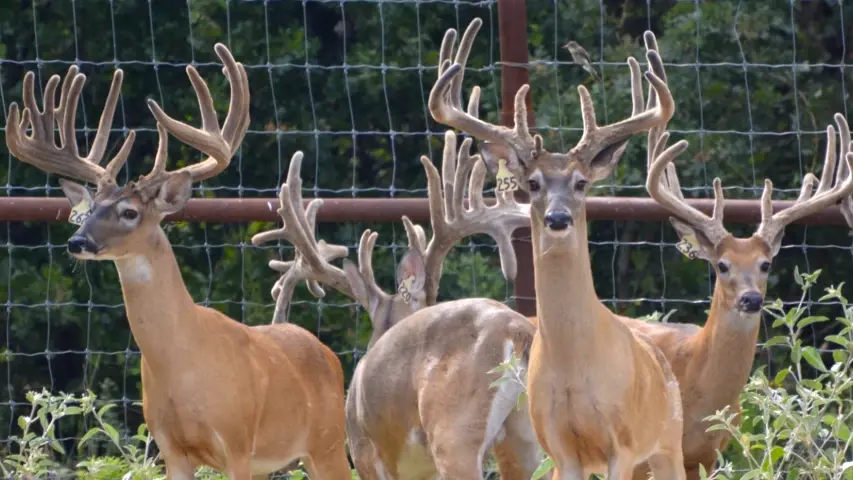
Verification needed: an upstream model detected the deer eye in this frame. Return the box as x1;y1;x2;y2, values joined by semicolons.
575;179;588;192
717;262;730;274
528;179;541;192
121;209;139;220
760;261;771;273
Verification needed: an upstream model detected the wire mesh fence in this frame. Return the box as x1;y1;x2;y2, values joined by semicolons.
1;0;853;477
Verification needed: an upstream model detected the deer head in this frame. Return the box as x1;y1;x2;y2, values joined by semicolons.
644;41;853;315
429;20;672;251
5;44;249;262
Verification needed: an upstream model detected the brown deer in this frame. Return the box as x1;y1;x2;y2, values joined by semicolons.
630;52;853;477
4;44;351;480
253;128;541;479
429;19;686;479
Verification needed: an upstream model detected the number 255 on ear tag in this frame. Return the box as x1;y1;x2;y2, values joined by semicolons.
68;199;91;226
495;159;519;193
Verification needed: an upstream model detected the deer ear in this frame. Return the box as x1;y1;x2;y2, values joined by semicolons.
669;217;717;262
479;141;526;183
58;179;94;208
153;172;193;215
396;249;426;294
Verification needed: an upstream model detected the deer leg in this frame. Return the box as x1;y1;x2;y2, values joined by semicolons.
226;455;253;480
251;475;269;480
302;443;353;480
630;462;653;480
606;451;637;480
647;450;686;480
493;408;542;480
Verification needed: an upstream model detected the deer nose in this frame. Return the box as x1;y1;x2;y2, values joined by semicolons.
67;235;93;254
738;291;764;313
544;210;573;231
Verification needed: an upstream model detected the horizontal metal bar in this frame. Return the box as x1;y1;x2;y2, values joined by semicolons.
0;196;848;226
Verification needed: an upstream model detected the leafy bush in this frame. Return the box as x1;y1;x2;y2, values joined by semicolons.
705;269;853;480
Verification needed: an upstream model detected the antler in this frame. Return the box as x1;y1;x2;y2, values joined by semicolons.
429;19;675;169
5;43;249;199
642;34;727;246
5;66;135;191
754;113;853;244
251;152;353;324
429;18;538;160
401;120;530;306
134;43;250;197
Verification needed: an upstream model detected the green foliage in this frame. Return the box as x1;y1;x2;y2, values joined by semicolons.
704;271;853;480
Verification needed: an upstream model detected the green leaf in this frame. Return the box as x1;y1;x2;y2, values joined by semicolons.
769;445;785;464
773;368;790;386
837;422;851;442
531;456;554;480
796;315;829;329
825;335;850;348
794;265;803;286
103;423;121;445
63;406;83;416
17;415;27;432
50;438;66;455
78;427;102;449
764;336;789;348
801;346;828;372
97;404;116;418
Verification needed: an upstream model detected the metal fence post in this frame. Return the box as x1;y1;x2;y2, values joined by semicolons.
497;0;536;317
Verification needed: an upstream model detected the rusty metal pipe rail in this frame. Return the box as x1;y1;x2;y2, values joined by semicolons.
0;196;848;225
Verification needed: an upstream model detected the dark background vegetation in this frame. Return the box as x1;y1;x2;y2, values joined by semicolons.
1;0;852;453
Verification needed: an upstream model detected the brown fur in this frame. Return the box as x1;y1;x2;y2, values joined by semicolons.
346;298;540;479
66;191;351;480
526;237;767;479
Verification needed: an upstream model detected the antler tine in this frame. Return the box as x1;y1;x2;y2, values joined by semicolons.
417;130;530;305
756;113;853;243
251;152;353;324
833;115;853;227
143;43;250;189
6;66;135;189
571;45;674;167
429;18;537;159
355;229;385;298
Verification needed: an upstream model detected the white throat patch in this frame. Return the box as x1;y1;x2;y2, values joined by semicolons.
117;256;153;284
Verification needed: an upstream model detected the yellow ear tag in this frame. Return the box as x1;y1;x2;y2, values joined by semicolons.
68;199;92;226
495;159;519;193
398;275;415;304
675;234;700;260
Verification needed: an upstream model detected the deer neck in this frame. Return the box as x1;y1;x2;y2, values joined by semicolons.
531;209;609;357
113;227;198;371
694;279;761;403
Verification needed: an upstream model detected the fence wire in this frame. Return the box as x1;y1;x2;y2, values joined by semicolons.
1;0;852;477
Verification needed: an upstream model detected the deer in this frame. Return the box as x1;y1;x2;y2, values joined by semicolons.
429;18;687;479
4;44;352;480
627;44;853;477
252;126;542;479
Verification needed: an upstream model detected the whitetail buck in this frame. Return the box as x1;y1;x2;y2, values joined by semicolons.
253;129;541;479
631;47;853;477
5;45;351;480
430;19;686;479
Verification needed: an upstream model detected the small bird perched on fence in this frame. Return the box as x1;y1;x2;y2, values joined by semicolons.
563;40;601;82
